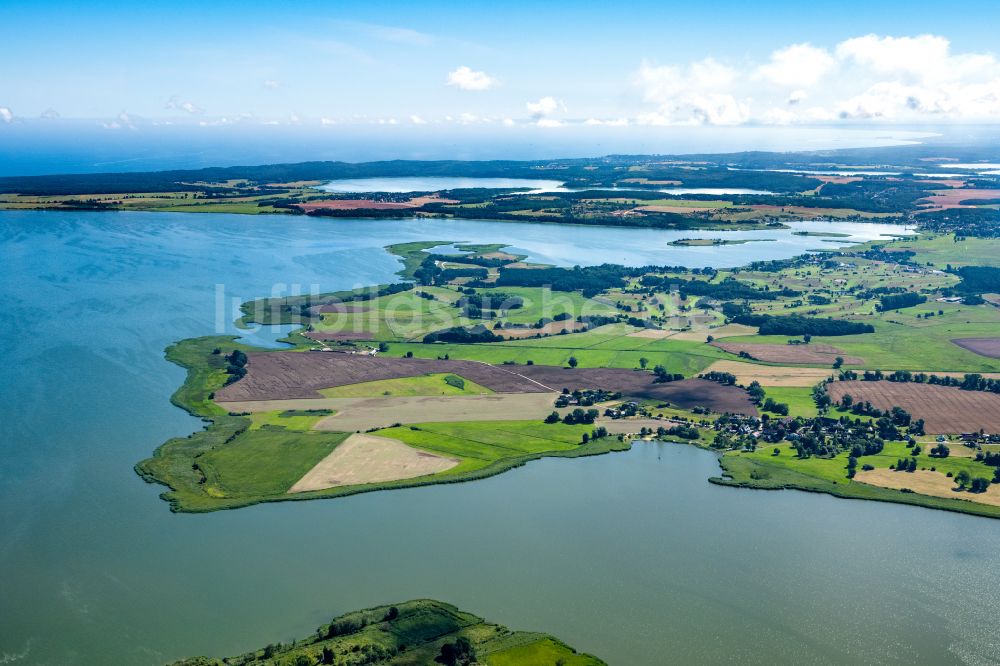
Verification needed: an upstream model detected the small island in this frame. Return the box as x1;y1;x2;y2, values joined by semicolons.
169;599;605;666
668;238;777;246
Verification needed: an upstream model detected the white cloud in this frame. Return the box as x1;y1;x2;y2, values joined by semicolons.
0;107;12;123
836;34;952;77
446;66;498;91
526;96;562;118
501;118;515;127
536;118;563;128
165;96;203;114
410;114;427;124
102;111;136;130
632;58;750;126
320;117;337;125
755;43;835;87
263;79;281;89
629;34;1000;125
40;108;60;119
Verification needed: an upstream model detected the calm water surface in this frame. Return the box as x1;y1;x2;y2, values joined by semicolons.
2;211;996;666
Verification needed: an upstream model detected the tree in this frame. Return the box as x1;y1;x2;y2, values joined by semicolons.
384;606;399;621
294;655;312;666
955;470;971;488
378;342;389;352
544;411;561;424
322;647;335;665
437;636;475;666
803;334;812;344
567;356;578;368
930;443;949;458
833;356;844;369
970;477;990;493
639;357;649;369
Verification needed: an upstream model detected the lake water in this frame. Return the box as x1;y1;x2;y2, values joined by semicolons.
2;210;996;666
317;179;779;197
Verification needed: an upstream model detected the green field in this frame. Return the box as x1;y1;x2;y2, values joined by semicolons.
377;420;601;475
171;599;606;666
760;386;819;417
248;409;334;430
197;429;349;497
881;233;1000;268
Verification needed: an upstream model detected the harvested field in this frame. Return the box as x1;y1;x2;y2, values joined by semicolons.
814;175;863;184
477;251;520;261
287;433;458;493
827;380;1000;434
854;469;1000;507
918;188;1000;211
915;179;967;189
312;393;559;431
213;352;551;401
713;342;862;365
515;366;757;415
952;337;1000;359
498;321;587;339
701;360;833;387
638;204;723;213
669;323;757;341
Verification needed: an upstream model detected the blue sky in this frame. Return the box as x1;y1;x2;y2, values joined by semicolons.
3;0;1000;128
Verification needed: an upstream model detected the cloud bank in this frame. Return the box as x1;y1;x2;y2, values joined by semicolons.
631;33;1000;125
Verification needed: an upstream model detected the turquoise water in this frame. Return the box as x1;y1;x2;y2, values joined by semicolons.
2;210;997;666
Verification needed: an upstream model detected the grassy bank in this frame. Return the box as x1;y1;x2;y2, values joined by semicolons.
712;445;1000;519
